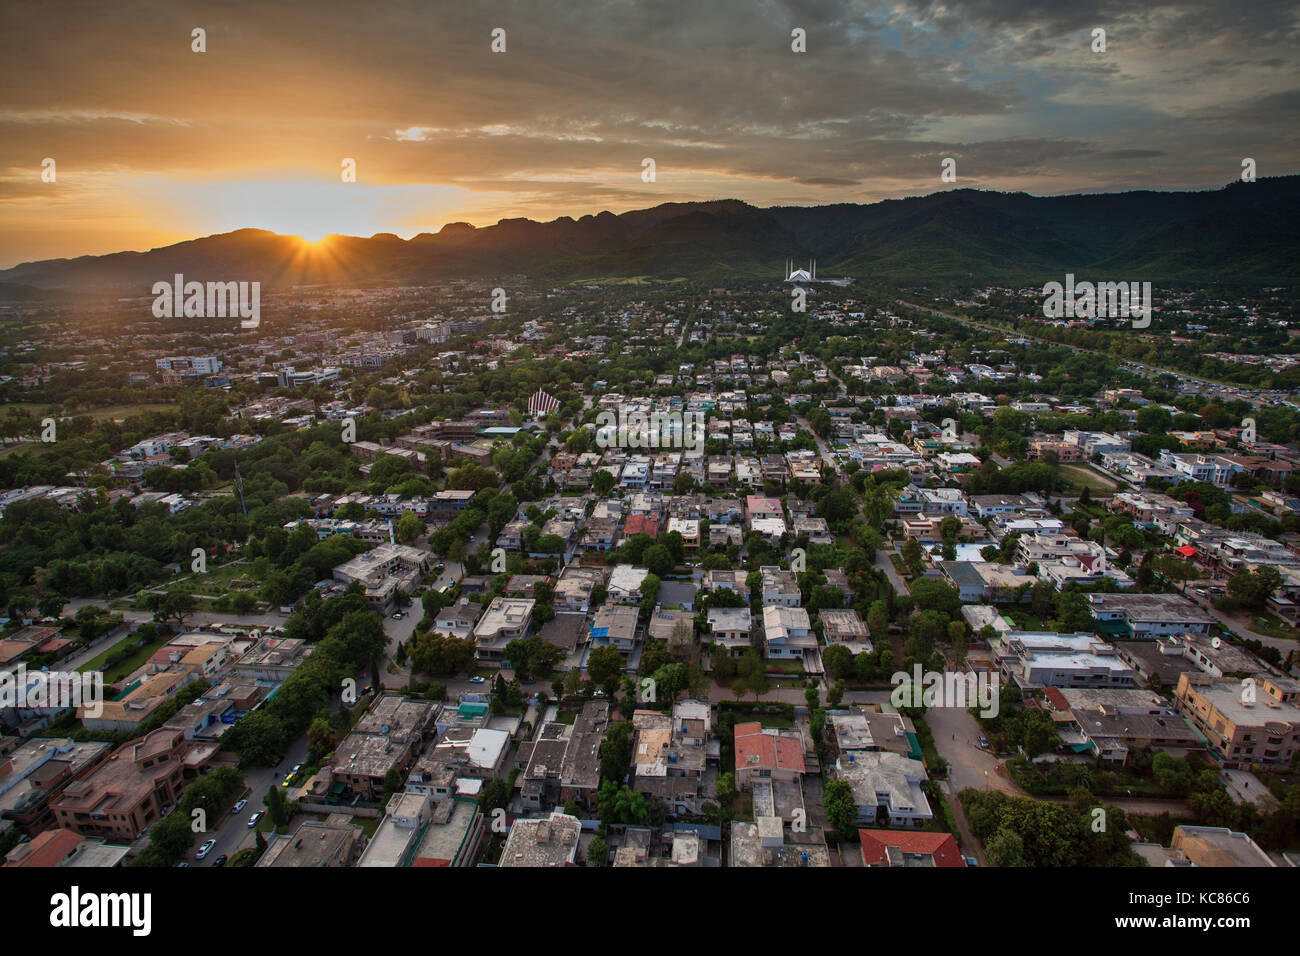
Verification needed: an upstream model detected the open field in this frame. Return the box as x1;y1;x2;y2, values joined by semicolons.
0;401;179;422
1058;463;1118;494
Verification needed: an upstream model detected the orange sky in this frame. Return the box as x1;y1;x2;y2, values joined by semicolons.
2;0;1297;267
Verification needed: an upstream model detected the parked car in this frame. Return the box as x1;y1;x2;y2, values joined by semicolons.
196;839;217;860
391;611;404;620
248;810;264;828
232;799;247;813
212;855;228;867
469;676;486;684
965;856;980;867
978;736;989;750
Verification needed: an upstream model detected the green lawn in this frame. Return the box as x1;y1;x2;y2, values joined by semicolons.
76;633;140;675
178;561;259;597
1059;464;1117;494
98;633;171;683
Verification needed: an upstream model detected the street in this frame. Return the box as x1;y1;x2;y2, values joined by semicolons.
192;735;311;867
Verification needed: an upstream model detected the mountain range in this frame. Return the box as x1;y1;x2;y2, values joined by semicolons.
3;177;1298;296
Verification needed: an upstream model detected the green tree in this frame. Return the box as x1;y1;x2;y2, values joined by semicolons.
586;645;625;696
264;782;290;829
823;779;857;837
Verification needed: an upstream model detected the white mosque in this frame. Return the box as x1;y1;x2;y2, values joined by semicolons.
782;259;853;286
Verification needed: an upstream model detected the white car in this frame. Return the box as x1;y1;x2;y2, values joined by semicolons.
469;676;486;684
196;839;217;860
232;799;247;813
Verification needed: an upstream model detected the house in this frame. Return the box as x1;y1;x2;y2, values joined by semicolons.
995;631;1138;690
647;606;695;648
819;609;873;655
834;751;932;828
666;517;700;548
709;524;743;548
745;495;783;522
1163;826;1277;867
734;722;805;789
792;516;833;544
656;580;698;611
860;830;966;867
759;567;801;607
330;695;438;800
473;598;536;662
553;565;606;614
1173;673;1300;768
331;543;430;611
704;569;748;594
50;729;187;842
1043;687;1200;764
1087;593;1215;639
761;605;816;663
730;820;830;867
590;604;640;658
607;564;650;603
498;811;582;867
257;815;364;868
829;711;921;760
2;827;131;868
630;708;709;816
706;607;752;659
940;561;1033;603
432;599;480;639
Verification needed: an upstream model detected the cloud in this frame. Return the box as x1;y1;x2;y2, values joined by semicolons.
0;0;1295;263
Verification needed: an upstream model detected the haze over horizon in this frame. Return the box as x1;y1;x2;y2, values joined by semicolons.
3;0;1298;269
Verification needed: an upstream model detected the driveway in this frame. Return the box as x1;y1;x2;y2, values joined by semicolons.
875;548;910;596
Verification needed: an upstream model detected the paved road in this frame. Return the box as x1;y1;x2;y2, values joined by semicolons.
924;704;1023;798
794;412;838;472
192;735;311;867
924;705;1024;866
1180;587;1298;657
875;548;910;596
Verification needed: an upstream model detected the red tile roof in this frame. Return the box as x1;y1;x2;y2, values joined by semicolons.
624;514;660;538
3;827;84;867
734;722;804;773
859;830;966;867
1043;687;1070;711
